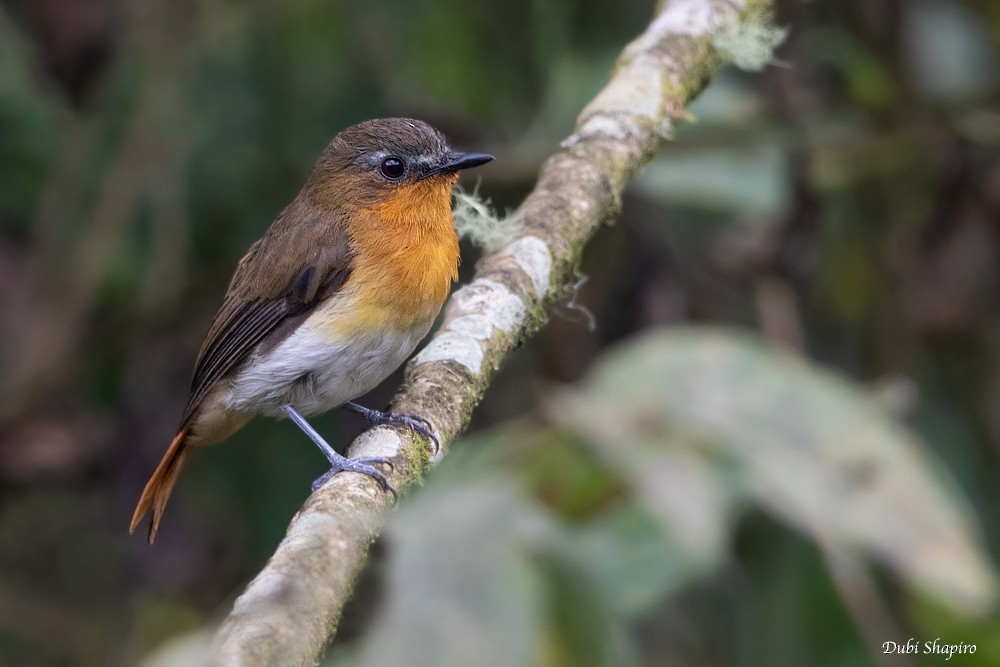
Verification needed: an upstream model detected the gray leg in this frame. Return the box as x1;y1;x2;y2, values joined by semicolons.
343;402;440;452
282;404;395;495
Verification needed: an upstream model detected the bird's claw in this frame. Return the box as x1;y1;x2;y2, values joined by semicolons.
344;402;441;453
386;413;440;453
311;456;397;500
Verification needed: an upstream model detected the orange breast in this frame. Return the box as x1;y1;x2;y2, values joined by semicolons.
346;176;460;330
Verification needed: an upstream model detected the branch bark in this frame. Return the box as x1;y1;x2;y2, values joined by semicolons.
213;1;772;664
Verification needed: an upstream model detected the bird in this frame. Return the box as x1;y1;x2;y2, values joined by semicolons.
130;118;493;543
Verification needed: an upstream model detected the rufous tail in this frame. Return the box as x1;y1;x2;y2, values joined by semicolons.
130;428;191;544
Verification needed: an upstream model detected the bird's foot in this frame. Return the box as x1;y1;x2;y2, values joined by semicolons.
311;454;396;497
344;402;440;452
281;403;396;497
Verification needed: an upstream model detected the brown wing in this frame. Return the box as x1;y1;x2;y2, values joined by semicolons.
179;205;354;425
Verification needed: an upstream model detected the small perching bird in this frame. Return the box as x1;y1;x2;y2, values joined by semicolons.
130;118;493;542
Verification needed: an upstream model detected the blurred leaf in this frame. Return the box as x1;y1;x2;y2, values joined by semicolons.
681;72;767;128
0;13;58;234
537;552;634;667
812;29;896;110
904;2;999;100
519;428;627;521
633;143;790;217
568;505;700;616
129;595;208;665
136;629;214;667
909;595;1000;666
550;326;997;615
354;477;548;667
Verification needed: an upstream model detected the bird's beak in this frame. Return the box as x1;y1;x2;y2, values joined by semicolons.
422;151;494;179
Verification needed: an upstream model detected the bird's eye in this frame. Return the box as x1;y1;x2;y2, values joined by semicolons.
379;157;405;180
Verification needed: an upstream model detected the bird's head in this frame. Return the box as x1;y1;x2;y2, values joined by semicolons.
304;118;493;210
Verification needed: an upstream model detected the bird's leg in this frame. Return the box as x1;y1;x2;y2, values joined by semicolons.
281;404;395;495
343;402;440;452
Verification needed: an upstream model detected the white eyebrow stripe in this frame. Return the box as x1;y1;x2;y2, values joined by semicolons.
355;149;444;175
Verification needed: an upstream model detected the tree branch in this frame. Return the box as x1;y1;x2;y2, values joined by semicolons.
213;1;773;664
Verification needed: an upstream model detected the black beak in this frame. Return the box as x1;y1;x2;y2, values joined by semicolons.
422;151;494;179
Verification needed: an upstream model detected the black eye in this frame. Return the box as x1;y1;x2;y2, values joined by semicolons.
379;157;405;180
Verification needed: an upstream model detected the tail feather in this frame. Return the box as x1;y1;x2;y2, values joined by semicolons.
130;428;192;544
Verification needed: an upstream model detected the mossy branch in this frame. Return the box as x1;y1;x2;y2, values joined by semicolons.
212;1;778;664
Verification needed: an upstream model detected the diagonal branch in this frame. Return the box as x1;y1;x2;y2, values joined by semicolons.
213;1;773;664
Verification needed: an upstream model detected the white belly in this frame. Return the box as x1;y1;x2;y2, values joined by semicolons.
223;319;428;417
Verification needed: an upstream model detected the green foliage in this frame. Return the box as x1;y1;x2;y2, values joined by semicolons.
325;327;998;667
556;328;995;612
0;17;57;236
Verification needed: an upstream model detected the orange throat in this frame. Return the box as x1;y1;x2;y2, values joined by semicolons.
349;176;460;327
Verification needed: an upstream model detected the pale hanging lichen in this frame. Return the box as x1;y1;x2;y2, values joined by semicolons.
453;185;521;253
713;10;787;71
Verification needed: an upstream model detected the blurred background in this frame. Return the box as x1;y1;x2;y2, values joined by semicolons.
1;0;999;665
